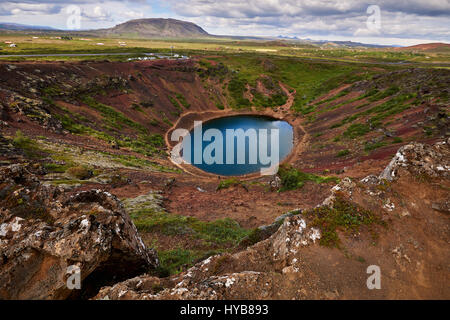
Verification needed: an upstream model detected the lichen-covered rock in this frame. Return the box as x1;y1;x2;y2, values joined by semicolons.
94;214;321;300
0;134;19;159
0;164;158;300
379;139;449;181
321;177;355;207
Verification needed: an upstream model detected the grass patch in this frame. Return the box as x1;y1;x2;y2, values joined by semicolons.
364;141;387;152
156;249;221;276
228;76;251;108
392;137;403;144
302;194;385;248
336;149;350;157
367;86;400;102
175;93;191;109
216;178;245;191
343;123;371;139
82;96;147;133
278;165;339;191
66;165;93;180
132;209;251;247
12;130;46;159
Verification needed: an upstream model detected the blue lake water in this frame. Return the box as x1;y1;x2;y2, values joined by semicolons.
182;115;293;176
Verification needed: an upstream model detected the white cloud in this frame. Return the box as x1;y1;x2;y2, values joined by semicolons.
122;10;144;19
82;5;111;21
0;2;61;16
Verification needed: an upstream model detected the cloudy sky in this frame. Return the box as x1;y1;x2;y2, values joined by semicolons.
1;0;449;46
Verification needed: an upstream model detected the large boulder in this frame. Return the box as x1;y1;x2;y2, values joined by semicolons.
379;139;449;181
0;164;158;300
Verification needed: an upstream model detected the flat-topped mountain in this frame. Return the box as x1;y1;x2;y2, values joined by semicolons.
98;18;210;38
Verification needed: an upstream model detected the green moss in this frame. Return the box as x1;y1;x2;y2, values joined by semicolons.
149;118;160;126
131;103;145;113
175;93;191;109
132;209;250;247
368;86;400;102
81;96;147;133
343;123;371;139
278;165;339;191
252;90;287;108
156;248;222;276
336;149;350;157
41;85;62;97
364;141;387;152
12;131;46;159
302;195;385;248
66;165;92;180
392;137;403;144
216;178;245;191
12;130;31;148
228;76;251;108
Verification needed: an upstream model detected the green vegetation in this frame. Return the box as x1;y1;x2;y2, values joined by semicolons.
131;103;144;113
278;165;339;191
131;208;250;275
120;133;165;156
12;130;45;158
66;166;92;180
331;92;417;131
228;76;251;108
252;91;287;108
290;69;373;114
81;96;147;133
175;93;191;109
364;141;387;152
156;249;215;276
53;100;165;157
302;195;385;248
216;178;246;191
367;86;400;102
149;118;160;126
336;149;351;157
103;152;178;172
132;210;249;246
12;130;31;148
343;123;371;139
168;95;183;113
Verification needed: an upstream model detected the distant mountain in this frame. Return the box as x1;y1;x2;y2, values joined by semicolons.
395;42;450;51
313;40;392;48
274;36;392;48
96;18;210;38
0;23;57;31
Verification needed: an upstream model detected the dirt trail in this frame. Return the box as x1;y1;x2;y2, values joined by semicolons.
278;82;311;161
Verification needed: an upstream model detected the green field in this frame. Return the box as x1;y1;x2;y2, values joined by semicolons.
1;34;449;64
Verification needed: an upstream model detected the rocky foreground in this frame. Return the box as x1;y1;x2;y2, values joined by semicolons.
1;139;448;299
0;165;158;299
